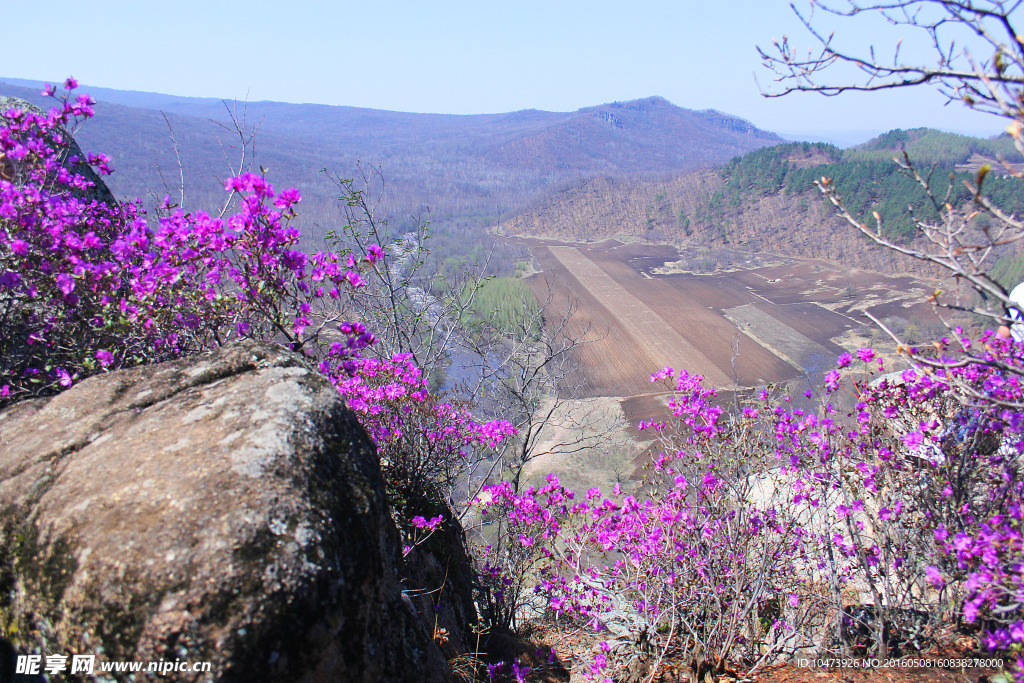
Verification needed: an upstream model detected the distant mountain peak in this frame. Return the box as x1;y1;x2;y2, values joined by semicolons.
610;96;674;111
695;108;764;136
580;96;675;115
0;77;784;223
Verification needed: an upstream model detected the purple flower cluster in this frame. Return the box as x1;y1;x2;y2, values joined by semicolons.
480;338;1024;677
0;85;371;399
0;83;516;577
332;351;514;510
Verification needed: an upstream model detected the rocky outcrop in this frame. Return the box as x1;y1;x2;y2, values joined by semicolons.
0;340;450;681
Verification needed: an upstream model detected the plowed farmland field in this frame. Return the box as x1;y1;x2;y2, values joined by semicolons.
524;245;665;397
549;246;734;387
584;248;798;386
512;238;941;399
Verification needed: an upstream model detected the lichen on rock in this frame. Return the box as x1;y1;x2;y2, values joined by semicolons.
0;339;451;681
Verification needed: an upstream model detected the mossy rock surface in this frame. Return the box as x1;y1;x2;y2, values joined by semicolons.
0;340;450;682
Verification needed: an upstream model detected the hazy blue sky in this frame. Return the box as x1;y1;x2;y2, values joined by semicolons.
5;0;1009;142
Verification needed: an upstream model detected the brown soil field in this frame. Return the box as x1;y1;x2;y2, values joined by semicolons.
549;245;734;387
510;238;943;401
650;274;752;310
735;262;935;315
753;301;856;346
863;299;938;322
524;245;665;398
585;247;801;385
619;394;671;440
724;304;837;373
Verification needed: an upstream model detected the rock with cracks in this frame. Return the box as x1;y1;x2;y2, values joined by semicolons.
0;340;450;682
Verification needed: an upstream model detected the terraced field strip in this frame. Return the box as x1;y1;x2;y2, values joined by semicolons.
750;302;851;354
549;246;732;387
723;304;835;371
525;248;664;397
585;249;799;386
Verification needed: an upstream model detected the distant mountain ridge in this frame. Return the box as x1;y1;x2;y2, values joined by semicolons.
0;78;781;236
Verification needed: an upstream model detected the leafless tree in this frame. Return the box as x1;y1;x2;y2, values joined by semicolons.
322;169;615;502
759;0;1024;119
154;112;186;209
759;0;1024;403
149;97;262;217
322;166;489;383
461;281;615;494
212;97;262;218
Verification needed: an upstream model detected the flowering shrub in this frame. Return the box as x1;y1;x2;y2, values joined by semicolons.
909;333;1024;680
401;512;446;556
331;350;514;515
479;334;1023;679
1;81;137;396
0;82;372;401
478;370;811;675
0;81;514;546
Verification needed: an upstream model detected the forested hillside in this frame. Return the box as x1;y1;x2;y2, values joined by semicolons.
721;141;1024;242
0;80;781;240
503;133;1024;276
844;127;1018;167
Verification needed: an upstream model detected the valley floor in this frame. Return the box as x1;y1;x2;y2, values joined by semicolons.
505;236;952;489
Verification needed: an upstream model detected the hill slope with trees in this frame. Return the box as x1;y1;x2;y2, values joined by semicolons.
502;133;1024;275
0;80;782;237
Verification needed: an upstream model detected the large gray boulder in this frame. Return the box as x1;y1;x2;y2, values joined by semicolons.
0;340;450;681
